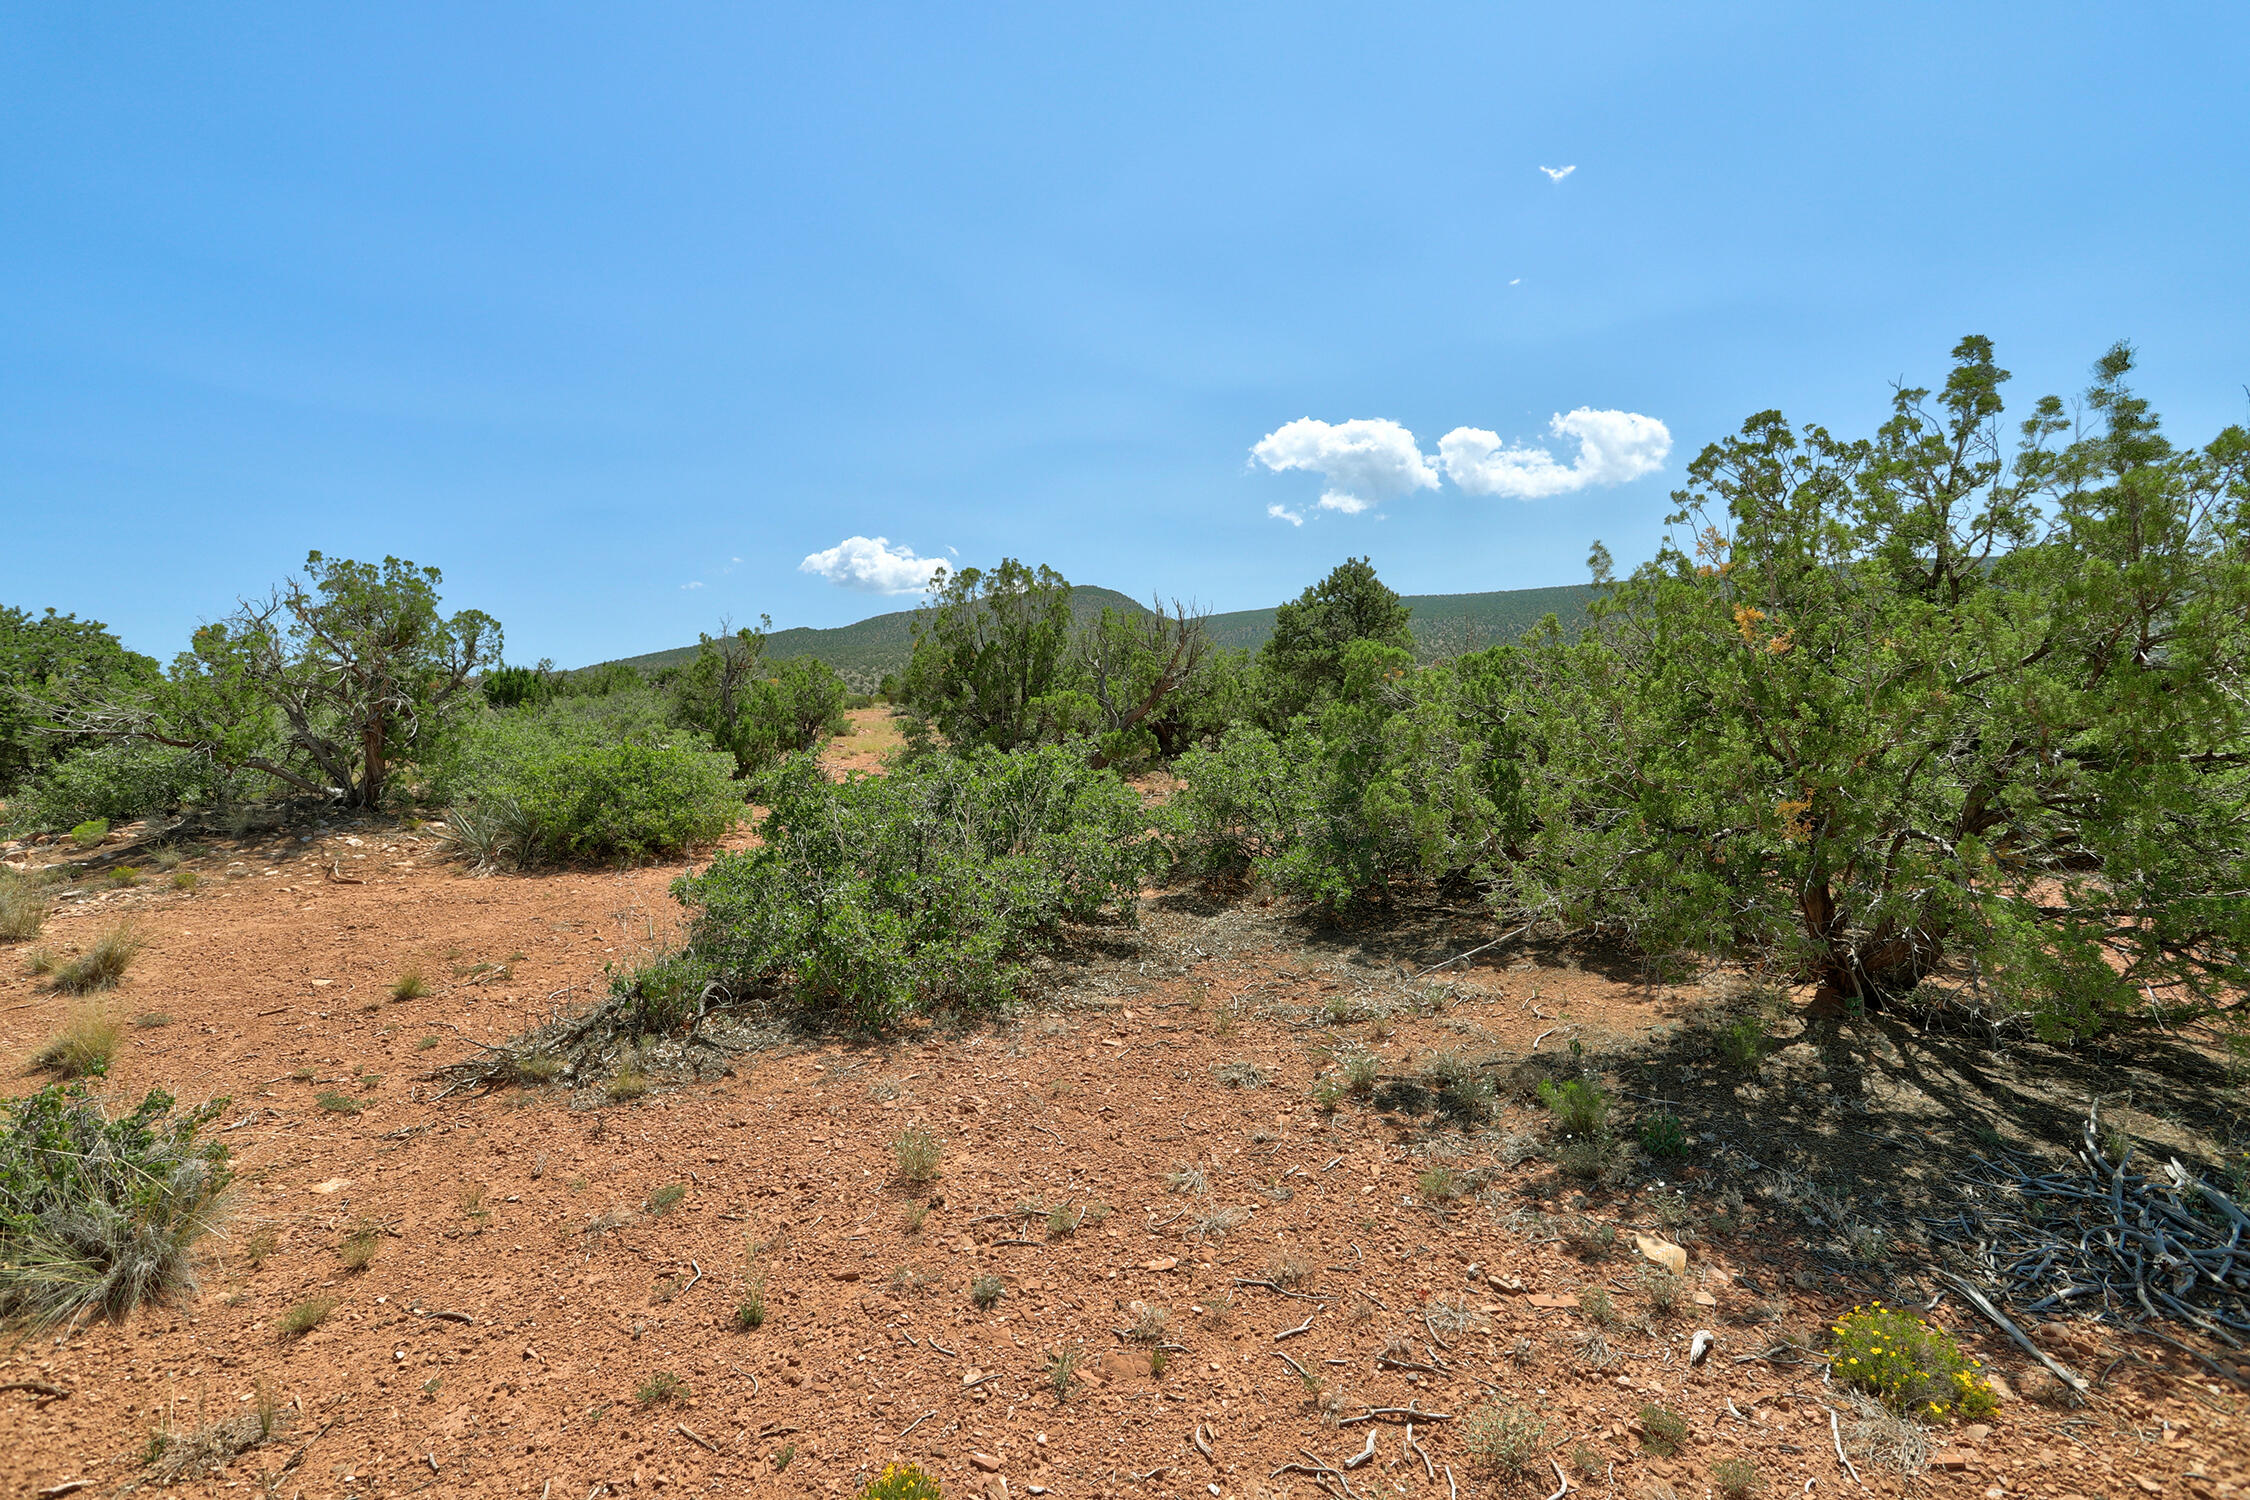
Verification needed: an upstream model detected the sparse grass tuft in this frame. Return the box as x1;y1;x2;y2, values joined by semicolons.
390;968;429;1001
1639;1110;1690;1160
1716;1014;1770;1072
32;1007;122;1079
1265;1251;1311;1288
51;924;144;994
21;946;58;977
1124;1299;1169;1343
1343;1051;1379;1096
1638;1404;1689;1456
1211;1060;1268;1089
339;1221;381;1272
644;1182;687;1217
133;1012;173;1028
1713;1456;1764;1498
170;870;200;892
970;1273;1004;1309
1459;1400;1550;1476
605;1059;650;1101
1580;1287;1617;1327
417;1033;443;1051
734;1280;767;1329
1416;1164;1462;1203
277;1296;336;1337
1640;1267;1685;1320
1162;1162;1208;1196
1045;1203;1079;1239
634;1370;685;1406
313;1091;362;1115
891;1127;944;1185
1044;1345;1083;1402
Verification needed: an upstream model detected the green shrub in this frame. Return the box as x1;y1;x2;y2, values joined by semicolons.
1828;1302;1998;1421
7;743;251;836
860;1461;943;1499
500;741;738;864
1638;1404;1689;1456
646;746;1155;1027
1537;1077;1610;1136
1712;1456;1764;1497
1639;1110;1689;1159
1459;1399;1549;1475
0;1084;233;1328
635;1370;686;1406
1716;1015;1770;1072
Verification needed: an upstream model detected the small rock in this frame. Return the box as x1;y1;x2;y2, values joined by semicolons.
2134;1480;2162;1495
1634;1234;1688;1274
1691;1290;1718;1307
1930;1450;1973;1471
1962;1424;1992;1444
961;1367;985;1386
1689;1330;1715;1366
1985;1373;2016;1400
1145;1257;1180;1272
970;1452;1002;1473
1528;1293;1578;1309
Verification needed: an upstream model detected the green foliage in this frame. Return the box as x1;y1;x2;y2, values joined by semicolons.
1167;637;1529;912
277;1296;336;1336
734;1281;766;1329
0;1084;233;1328
70;818;109;847
1829;1302;1999;1421
970;1273;1003;1309
1716;1014;1770;1072
650;746;1155;1027
313;1092;362;1116
1638;1404;1689;1456
635;1370;686;1406
859;1462;942;1500
666;620;848;774
0;606;159;794
900;559;1078;752
3;741;252;835
47;553;499;810
1258;556;1415;723
891;1128;944;1184
1537;1078;1610;1136
433;696;738;866
1502;339;2250;1039
1459;1399;1550;1475
1713;1456;1765;1498
644;1182;687;1217
1638;1110;1690;1159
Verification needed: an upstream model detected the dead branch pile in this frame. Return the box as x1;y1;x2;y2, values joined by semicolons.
1951;1101;2247;1355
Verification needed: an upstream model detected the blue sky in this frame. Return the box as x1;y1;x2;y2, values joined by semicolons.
5;5;2245;667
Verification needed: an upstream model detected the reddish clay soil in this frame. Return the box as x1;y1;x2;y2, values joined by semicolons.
1;801;2243;1500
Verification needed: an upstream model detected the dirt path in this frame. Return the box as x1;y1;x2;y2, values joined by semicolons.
1;822;2242;1500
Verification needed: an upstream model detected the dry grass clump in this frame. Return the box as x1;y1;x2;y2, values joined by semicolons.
50;924;144;993
338;1221;381;1272
276;1296;336;1336
0;870;48;941
890;1127;944;1185
32;1007;122;1079
390;968;429;1001
1162;1162;1209;1196
140;1383;289;1484
1124;1299;1170;1343
1264;1250;1312;1288
1459;1400;1550;1475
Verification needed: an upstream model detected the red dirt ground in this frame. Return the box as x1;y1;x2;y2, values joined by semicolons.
1;797;2243;1500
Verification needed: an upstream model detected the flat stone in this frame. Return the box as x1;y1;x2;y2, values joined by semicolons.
1691;1290;1718;1307
970;1452;1002;1473
1930;1450;1973;1471
1145;1257;1180;1272
1962;1424;1992;1444
1635;1234;1688;1274
1528;1293;1578;1309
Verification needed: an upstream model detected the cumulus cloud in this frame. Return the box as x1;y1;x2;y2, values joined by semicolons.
1539;164;1576;181
1251;417;1438;515
798;535;948;594
1437;408;1671;500
1267;503;1305;527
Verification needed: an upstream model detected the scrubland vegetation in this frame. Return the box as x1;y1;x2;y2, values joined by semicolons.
0;341;2245;1490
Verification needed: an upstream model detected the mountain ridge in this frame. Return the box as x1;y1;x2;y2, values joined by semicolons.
580;582;1594;690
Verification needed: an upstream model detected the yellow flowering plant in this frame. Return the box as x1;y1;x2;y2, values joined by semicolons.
1828;1303;1998;1421
860;1463;943;1500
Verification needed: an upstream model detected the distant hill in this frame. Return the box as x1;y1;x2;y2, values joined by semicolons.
581;582;1592;688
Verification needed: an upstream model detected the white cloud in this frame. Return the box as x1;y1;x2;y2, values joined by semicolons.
1437;408;1671;500
798;535;948;594
1539;164;1576;181
1267;503;1305;527
1251;417;1438;515
680;580;705;590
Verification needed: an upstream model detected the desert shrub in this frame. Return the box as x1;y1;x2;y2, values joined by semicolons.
1417;1165;1462;1202
1712;1456;1764;1497
7;745;251;835
646;746;1155;1027
1639;1404;1689;1455
0;1084;233;1328
891;1128;944;1184
1537;1077;1610;1136
734;1281;766;1329
1459;1399;1550;1475
970;1273;1003;1309
32;1008;121;1079
859;1462;942;1500
1166;638;1527;912
1639;1110;1690;1159
276;1296;336;1336
494;741;738;864
50;925;143;994
390;969;428;1001
1828;1302;1998;1421
1716;1014;1770;1071
635;1370;685;1405
0;870;47;941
